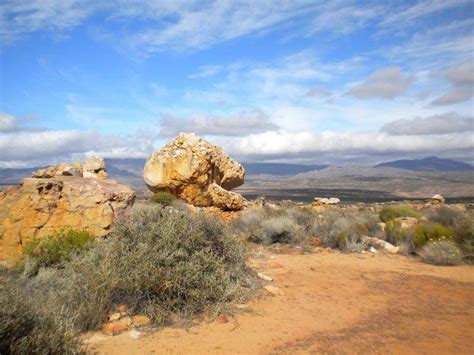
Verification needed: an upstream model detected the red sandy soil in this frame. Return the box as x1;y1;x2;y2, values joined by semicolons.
86;250;474;354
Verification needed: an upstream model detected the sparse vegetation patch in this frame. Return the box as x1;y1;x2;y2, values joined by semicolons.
379;205;420;222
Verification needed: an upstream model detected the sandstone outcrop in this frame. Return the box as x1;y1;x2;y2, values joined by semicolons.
430;194;445;204
0;176;135;267
32;156;108;179
313;197;341;205
143;133;245;210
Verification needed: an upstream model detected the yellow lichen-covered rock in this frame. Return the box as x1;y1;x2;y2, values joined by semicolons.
143;133;245;210
0;176;135;267
207;183;244;211
31;156;107;179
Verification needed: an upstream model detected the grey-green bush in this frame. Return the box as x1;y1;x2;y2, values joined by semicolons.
419;240;463;266
0;269;82;355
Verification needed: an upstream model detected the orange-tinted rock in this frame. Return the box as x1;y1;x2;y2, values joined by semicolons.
0;176;135;267
216;314;229;323
102;323;128;336
143;133;245;210
131;315;151;327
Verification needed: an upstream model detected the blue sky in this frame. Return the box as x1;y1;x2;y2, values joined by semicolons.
0;0;473;168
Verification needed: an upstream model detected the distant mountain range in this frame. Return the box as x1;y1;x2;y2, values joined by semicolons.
1;157;473;199
374;157;474;172
242;163;327;176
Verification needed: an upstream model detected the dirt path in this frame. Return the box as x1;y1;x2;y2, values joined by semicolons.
88;250;474;354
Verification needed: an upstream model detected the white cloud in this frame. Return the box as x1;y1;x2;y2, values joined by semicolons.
446;61;474;85
189;65;224;79
380;0;470;28
431;86;473;106
431;61;474;105
0;0;100;42
159;110;278;137
0;113;17;132
381;112;474;135
223;130;474;163
0;112;44;132
347;67;414;99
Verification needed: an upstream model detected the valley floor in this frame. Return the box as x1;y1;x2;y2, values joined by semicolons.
87;250;474;354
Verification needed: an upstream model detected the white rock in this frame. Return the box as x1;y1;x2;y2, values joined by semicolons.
369;246;377;253
257;272;273;282
128;329;142;339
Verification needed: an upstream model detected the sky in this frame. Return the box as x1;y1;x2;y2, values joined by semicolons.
0;0;473;168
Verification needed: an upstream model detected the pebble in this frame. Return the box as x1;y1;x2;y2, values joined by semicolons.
216;314;229;323
128;329;142;339
264;285;282;296
257;272;273;281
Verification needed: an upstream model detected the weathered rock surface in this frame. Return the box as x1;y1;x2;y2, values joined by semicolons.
143;133;245;210
0;176;135;267
313;197;340;205
430;194;445;204
32;156;108;180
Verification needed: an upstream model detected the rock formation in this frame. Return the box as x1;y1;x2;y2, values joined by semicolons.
143;133;245;210
313;197;341;206
32;156;108;179
0;174;135;267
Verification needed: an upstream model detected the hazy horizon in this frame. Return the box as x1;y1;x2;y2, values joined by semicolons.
1;1;473;168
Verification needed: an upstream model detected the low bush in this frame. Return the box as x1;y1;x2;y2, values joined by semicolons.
235;207;304;245
23;230;95;274
419;240;462;266
0;269;82;354
379;205;420;223
427;206;463;226
49;205;254;331
150;191;176;205
312;210;376;250
414;223;453;248
384;220;411;245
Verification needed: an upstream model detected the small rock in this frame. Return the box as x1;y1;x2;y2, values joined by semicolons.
108;312;122;322
102;323;128;336
128;329;142;339
257;272;273;282
115;316;133;328
131;315;151;327
117;304;128;313
369;247;377;253
430;194;445;204
387;246;400;254
264;285;282;296
216;314;229;323
270;262;283;269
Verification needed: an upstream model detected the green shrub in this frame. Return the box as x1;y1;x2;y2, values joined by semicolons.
23;230;95;274
55;205;255;330
427;206;463;226
235;207;304;245
384;220;410;245
414;223;453;248
452;218;474;263
0;269;82;354
419;240;462;266
150;191;176;205
379;205;420;222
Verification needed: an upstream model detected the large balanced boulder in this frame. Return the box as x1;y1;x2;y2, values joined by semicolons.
0;176;135;267
143;133;245;210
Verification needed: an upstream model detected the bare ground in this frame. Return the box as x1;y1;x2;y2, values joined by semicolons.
87;250;474;354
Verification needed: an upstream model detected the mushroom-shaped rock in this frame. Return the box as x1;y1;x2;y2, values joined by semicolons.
431;194;445;204
143;133;245;210
83;156;108;179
